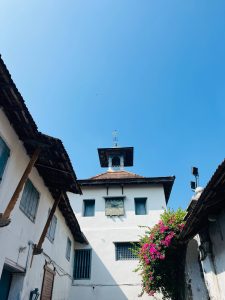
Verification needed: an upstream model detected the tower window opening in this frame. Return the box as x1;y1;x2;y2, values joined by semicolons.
112;156;120;167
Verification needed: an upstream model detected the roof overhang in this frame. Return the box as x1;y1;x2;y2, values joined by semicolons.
78;176;175;203
0;55;86;243
98;147;134;167
180;159;225;242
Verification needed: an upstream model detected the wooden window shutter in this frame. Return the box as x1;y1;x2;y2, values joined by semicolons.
0;137;10;181
40;265;55;300
19;179;39;222
46;210;57;243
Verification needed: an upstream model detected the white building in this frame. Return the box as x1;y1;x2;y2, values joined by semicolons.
0;56;86;300
69;145;175;300
181;159;225;300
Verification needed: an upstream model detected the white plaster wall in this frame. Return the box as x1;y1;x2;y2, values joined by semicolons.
0;109;76;300
208;210;225;299
185;238;209;300
68;183;167;300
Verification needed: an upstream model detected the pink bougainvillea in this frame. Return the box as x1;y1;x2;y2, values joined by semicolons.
135;209;186;299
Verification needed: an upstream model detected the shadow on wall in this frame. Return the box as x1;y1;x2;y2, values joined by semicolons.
69;243;150;300
70;245;161;300
209;214;225;275
70;247;129;300
185;239;209;300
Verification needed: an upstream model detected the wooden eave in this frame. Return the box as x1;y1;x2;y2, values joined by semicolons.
78;176;175;203
180;159;225;242
0;55;86;243
98;147;134;167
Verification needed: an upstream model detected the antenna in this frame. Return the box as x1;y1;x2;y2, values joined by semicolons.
112;130;119;147
190;166;199;191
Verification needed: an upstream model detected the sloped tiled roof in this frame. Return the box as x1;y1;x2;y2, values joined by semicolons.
0;55;86;243
90;170;144;180
180;158;225;242
78;171;175;203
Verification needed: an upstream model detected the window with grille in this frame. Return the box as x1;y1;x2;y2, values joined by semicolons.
66;238;72;261
0;137;10;182
135;198;147;215
74;249;92;280
115;242;138;260
46;210;57;243
105;197;124;216
19;179;39;222
83;200;95;217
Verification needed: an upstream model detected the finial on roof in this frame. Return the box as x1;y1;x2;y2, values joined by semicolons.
112;130;119;148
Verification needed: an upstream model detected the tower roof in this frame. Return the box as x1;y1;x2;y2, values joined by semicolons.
78;173;175;204
90;170;144;180
98;147;133;168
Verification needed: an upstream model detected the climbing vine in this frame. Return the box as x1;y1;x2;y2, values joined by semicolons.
135;209;186;299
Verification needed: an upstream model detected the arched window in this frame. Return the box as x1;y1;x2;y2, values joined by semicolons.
112;156;120;167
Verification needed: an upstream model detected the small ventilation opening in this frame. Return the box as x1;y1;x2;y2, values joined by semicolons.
112;156;120;167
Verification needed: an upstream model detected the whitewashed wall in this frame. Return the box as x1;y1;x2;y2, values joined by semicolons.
68;183;167;300
185;210;225;300
0;109;77;300
207;210;225;299
185;238;209;300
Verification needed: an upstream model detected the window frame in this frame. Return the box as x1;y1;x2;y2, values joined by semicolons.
19;179;40;222
66;237;72;261
0;136;10;183
83;199;95;217
46;209;57;243
134;198;147;215
115;242;139;261
73;249;92;280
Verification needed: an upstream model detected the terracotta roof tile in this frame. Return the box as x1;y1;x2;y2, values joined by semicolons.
90;170;144;180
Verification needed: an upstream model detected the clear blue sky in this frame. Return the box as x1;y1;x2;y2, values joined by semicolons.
1;1;225;209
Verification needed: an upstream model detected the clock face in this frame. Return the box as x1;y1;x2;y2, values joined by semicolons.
105;198;124;216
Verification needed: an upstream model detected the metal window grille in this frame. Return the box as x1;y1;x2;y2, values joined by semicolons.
46;210;57;243
19;179;39;222
66;238;72;261
74;249;91;279
115;242;138;260
0;137;10;181
135;198;147;215
83;200;95;217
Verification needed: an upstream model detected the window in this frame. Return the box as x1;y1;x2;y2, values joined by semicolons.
83;200;95;217
135;198;147;215
74;249;91;279
0;137;10;182
19;179;39;222
112;156;120;167
105;197;124;216
46;210;57;243
66;238;72;261
115;242;138;260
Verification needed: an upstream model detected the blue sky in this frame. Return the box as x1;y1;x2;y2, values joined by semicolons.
1;1;225;209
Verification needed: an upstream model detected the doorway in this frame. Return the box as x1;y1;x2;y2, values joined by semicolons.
0;268;12;300
0;262;25;300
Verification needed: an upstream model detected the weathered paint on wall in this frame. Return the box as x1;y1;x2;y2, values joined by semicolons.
185;210;225;300
207;211;225;299
185;237;209;300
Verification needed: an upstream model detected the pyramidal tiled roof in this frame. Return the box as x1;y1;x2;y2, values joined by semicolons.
90;170;144;180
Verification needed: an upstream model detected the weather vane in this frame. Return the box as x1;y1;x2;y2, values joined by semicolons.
112;130;119;147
